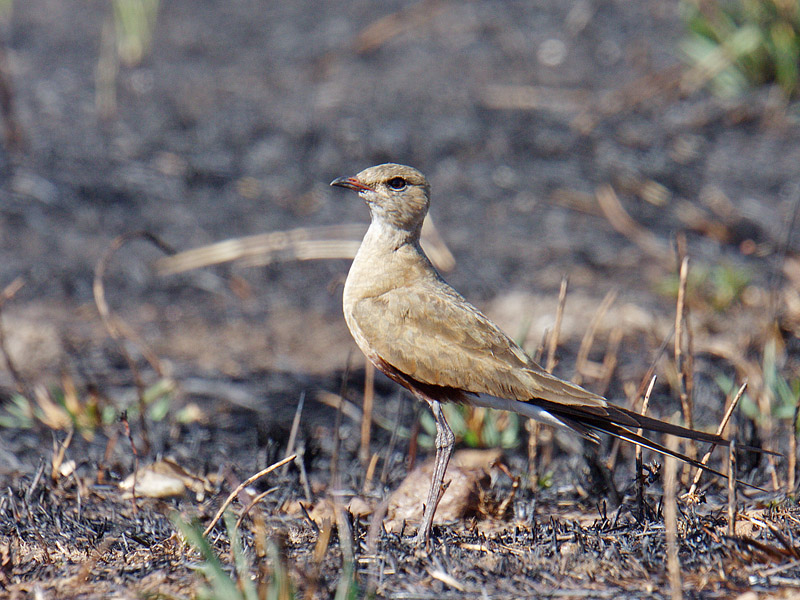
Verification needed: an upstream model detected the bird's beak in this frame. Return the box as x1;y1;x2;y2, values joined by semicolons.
330;176;373;192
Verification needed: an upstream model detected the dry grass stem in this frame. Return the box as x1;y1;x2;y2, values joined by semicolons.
363;451;379;494
235;486;279;530
156;217;455;275
94;232;174;420
381;391;406;484
313;518;333;565
529;275;569;488
527;420;540;490
595;184;668;260
636;376;656;521
495;472;520;519
156;226;363;275
203;454;296;537
674;254;697;463
481;84;592;115
333;495;354;567
50;428;74;483
316;390;410;437
574;289;617;385
664;435;683;600
686;381;747;498
484;66;682;127
546;275;569;373
282;392;305;475
607;328;675;471
330;353;353;487
728;440;738;536
419;215;457;272
120;412;139;514
428;569;466;592
360;361;375;465
0;276;25;303
355;0;449;54
315;391;363;422
366;498;391;554
598;326;623;396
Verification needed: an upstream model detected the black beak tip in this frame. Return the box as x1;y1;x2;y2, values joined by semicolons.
330;176;350;188
330;175;372;192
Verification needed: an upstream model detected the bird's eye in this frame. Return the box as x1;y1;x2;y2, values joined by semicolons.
387;177;406;190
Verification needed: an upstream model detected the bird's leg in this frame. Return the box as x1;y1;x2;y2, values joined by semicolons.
414;398;455;550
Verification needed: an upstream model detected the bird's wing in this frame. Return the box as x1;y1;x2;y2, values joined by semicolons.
348;279;606;408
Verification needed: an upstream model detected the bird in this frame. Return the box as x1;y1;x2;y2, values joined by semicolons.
330;163;737;549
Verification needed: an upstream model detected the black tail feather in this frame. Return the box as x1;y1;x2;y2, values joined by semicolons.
535;399;769;492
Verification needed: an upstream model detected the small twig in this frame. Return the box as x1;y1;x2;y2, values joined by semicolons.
598;326;623;397
94;231;175;454
203;454;296;537
333;495;354;577
527;420;540;491
120;411;139;515
367;498;391;554
298;501;320;534
636;327;674;400
50;428;75;483
664;435;683;600
407;404;421;472
360;361;375;465
282;392;305;475
24;458;46;504
728;439;738;537
234;486;279;530
380;390;405;484
595;184;668;261
607;328;674;471
574;289;617;385
331;352;353;485
94;232;174;379
362;451;379;495
296;445;312;504
636;376;656;522
674;251;697;464
531;275;569;488
354;0;449;54
313;518;334;565
495;474;520;519
546;275;569;373
686;381;747;498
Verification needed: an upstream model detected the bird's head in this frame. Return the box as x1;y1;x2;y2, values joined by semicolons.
331;163;431;233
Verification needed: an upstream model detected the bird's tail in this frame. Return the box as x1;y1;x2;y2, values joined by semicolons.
528;398;771;490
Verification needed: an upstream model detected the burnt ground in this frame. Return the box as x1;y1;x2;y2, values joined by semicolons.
2;0;800;598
